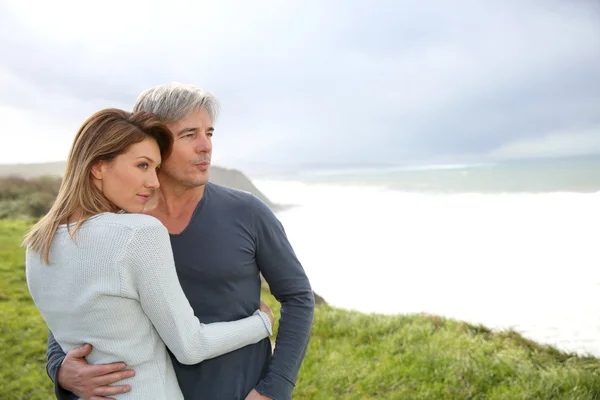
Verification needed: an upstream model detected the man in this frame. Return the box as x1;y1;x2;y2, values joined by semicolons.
45;83;315;400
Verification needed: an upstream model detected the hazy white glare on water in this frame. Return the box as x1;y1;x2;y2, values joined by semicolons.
254;168;600;357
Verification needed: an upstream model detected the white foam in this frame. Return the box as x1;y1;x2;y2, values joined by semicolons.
255;179;600;357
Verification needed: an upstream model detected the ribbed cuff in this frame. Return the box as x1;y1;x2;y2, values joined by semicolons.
254;309;274;336
255;371;295;400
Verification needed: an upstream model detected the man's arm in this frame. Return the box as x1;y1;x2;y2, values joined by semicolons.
46;331;77;400
250;196;316;400
46;331;134;400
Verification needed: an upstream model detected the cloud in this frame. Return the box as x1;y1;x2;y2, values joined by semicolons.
0;0;599;169
489;127;600;160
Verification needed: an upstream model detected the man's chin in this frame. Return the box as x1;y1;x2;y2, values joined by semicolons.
161;169;209;188
189;172;210;187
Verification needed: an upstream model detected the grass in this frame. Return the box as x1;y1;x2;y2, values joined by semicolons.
3;219;600;399
1;219;56;399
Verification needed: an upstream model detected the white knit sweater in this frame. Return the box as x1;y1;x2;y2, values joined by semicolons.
26;212;272;400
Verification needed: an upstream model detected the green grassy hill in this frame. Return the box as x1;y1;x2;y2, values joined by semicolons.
2;219;600;399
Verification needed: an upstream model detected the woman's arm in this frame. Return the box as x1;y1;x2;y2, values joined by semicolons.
119;221;272;365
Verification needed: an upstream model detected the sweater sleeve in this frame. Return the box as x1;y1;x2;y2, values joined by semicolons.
120;221;273;365
250;196;315;400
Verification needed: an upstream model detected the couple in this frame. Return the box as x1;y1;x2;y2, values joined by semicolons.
24;83;315;400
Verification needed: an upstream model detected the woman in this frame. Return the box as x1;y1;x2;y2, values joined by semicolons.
24;109;274;399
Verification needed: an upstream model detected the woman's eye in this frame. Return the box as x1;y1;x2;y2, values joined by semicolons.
138;163;149;169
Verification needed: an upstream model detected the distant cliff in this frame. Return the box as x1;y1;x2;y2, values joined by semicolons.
0;161;280;211
208;166;281;211
0;162;66;179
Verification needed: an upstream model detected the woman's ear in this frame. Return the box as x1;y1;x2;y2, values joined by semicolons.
90;161;104;180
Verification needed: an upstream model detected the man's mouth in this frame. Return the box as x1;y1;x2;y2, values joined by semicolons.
195;161;210;170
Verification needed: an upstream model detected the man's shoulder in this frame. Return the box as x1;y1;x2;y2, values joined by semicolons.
206;183;280;226
208;182;256;205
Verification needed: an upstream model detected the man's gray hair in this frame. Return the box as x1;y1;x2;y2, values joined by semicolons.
133;82;220;124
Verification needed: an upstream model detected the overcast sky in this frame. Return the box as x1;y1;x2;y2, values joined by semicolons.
1;0;599;171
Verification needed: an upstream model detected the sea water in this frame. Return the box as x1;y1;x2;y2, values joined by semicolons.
253;157;600;356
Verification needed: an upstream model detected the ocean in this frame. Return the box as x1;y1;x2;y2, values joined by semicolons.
252;157;600;357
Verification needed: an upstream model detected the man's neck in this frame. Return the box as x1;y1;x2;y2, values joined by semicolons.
150;182;206;219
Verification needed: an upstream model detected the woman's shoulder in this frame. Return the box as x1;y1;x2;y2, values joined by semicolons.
97;212;167;236
100;214;170;258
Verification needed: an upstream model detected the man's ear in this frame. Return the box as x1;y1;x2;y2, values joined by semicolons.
90;161;104;180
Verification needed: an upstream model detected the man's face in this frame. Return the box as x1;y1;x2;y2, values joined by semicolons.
160;109;213;188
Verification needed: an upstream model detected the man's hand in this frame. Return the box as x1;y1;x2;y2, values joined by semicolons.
58;344;135;400
245;388;273;400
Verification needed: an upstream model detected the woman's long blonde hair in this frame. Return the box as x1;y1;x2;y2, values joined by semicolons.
23;108;173;264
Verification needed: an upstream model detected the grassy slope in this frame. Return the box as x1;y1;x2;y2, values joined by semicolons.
1;220;55;399
2;219;600;400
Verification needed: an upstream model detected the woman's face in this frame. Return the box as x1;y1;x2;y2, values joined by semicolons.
92;138;162;213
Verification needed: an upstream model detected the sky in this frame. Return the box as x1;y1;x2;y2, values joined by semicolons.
1;0;599;172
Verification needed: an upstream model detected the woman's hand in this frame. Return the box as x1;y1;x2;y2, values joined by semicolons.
259;300;275;331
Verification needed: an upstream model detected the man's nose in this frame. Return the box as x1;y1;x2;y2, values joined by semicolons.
195;133;212;153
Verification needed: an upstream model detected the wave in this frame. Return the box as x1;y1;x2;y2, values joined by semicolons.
293;163;495;178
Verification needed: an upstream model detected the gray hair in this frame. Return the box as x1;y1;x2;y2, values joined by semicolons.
133;82;220;124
